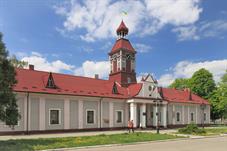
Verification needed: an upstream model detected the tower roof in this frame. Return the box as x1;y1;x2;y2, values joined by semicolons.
116;20;129;35
109;38;135;55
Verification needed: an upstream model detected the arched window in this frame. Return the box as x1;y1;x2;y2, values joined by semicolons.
176;112;180;122
191;113;194;121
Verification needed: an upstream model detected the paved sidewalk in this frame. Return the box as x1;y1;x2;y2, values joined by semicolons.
68;136;227;151
0;129;177;141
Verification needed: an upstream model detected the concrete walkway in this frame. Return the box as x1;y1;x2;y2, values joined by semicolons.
0;129;177;141
69;136;227;151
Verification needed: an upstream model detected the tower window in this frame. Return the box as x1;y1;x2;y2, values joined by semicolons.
127;77;131;83
126;54;131;60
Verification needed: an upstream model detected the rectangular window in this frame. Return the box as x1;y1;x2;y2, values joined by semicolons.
191;113;194;121
50;109;60;125
116;111;123;123
87;110;95;124
176;112;180;122
204;113;206;121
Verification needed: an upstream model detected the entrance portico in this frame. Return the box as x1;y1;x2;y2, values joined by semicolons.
127;99;168;128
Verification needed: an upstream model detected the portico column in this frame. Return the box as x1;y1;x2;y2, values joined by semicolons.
162;105;167;128
130;103;137;128
140;104;146;128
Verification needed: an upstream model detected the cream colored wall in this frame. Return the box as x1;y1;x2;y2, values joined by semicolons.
0;92;129;133
167;103;210;125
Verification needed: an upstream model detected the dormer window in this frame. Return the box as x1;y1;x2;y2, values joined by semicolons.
112;82;118;94
46;72;57;89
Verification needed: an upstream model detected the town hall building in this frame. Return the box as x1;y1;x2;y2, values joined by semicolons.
0;21;210;134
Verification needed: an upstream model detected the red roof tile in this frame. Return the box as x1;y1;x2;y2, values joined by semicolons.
110;38;135;54
13;69;209;105
116;20;128;34
13;68;142;99
162;88;209;105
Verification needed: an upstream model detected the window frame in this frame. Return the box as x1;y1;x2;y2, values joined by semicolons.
86;109;96;125
115;110;123;124
49;108;61;125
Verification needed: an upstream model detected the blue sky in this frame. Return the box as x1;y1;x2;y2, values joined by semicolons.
0;0;227;86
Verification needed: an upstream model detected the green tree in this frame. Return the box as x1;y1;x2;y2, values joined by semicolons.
169;78;190;90
190;68;216;99
209;71;227;121
221;70;227;83
0;32;20;128
9;55;28;68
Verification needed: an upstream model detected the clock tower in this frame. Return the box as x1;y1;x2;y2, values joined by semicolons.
109;20;137;86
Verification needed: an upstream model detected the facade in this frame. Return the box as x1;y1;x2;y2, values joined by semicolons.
0;21;210;134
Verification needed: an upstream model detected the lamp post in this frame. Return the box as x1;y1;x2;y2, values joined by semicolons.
200;102;206;129
154;99;163;134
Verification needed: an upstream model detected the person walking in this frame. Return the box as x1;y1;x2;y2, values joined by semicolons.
131;120;134;133
128;120;132;133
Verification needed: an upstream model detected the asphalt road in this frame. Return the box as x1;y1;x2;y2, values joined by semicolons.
71;136;227;151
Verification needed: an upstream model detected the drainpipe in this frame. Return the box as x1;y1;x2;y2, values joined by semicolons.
26;92;29;135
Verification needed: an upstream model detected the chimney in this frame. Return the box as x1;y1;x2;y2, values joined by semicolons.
184;88;192;100
29;64;34;70
94;74;99;79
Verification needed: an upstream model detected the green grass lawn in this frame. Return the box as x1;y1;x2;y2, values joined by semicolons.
177;125;227;136
203;127;227;136
0;132;180;151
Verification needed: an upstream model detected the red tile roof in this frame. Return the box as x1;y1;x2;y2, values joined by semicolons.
13;68;142;99
116;20;128;34
162;88;209;105
110;38;135;54
13;69;209;105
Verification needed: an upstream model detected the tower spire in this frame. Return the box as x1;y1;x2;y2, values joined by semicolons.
116;20;128;39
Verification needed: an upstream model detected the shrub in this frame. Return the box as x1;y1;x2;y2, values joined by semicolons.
178;123;206;134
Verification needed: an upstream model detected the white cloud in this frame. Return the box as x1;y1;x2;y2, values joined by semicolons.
134;43;152;53
145;0;202;26
21;52;74;73
172;25;200;41
173;20;227;41
158;59;227;87
158;74;175;87
54;0;202;41
74;60;110;79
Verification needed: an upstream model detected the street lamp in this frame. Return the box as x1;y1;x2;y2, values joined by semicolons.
154;99;163;134
200;102;206;129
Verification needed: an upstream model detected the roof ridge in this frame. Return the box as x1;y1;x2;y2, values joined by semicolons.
16;68;108;82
